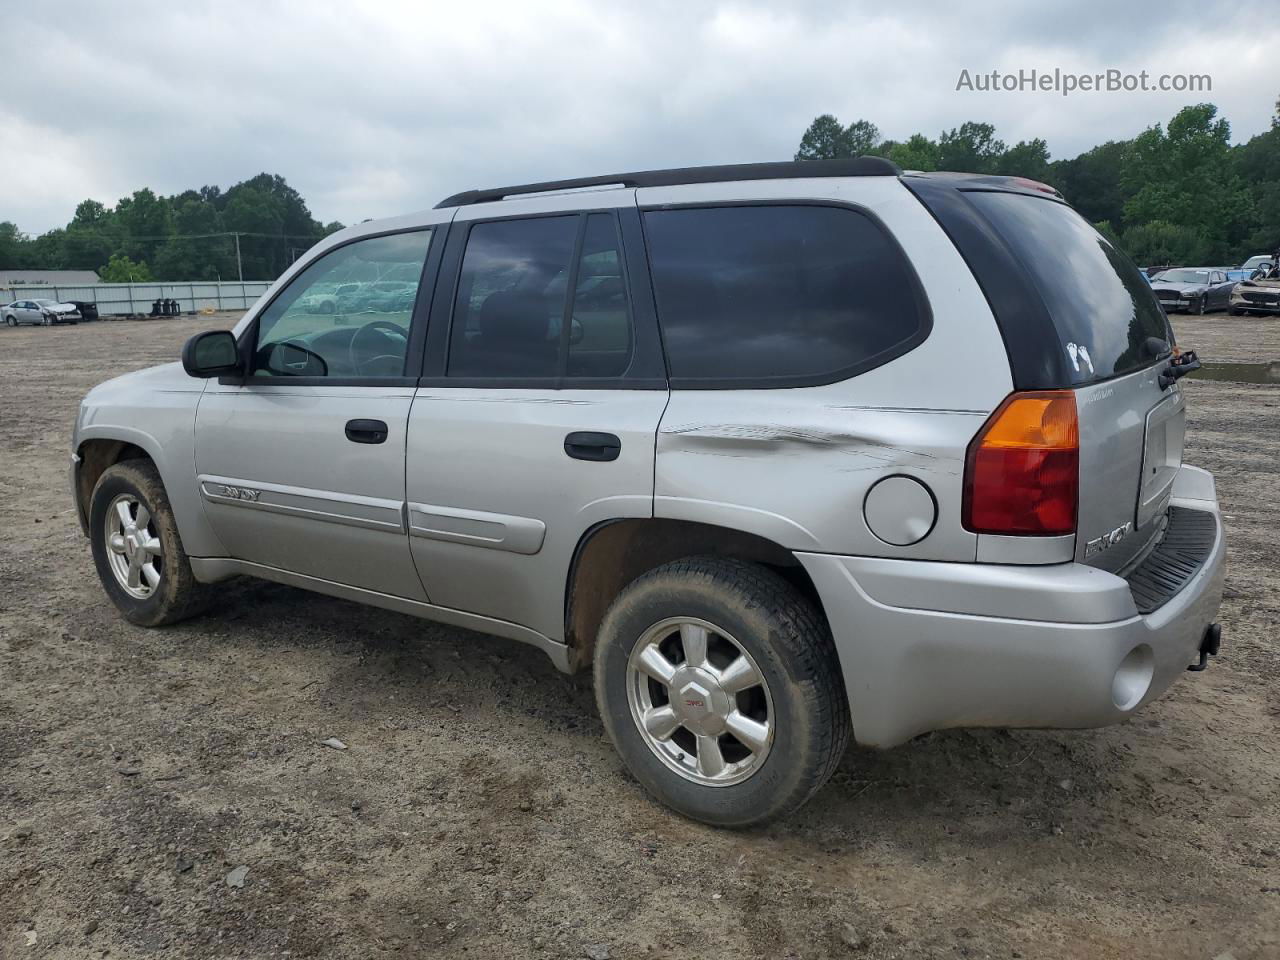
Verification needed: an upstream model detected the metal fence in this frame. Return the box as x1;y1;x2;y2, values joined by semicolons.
0;280;273;316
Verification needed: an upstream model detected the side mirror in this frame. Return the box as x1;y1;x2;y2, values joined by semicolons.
264;340;328;377
182;330;241;378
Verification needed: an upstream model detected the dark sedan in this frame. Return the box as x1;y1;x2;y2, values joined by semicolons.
1150;268;1235;314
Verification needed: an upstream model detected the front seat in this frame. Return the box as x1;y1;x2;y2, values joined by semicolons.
467;289;559;376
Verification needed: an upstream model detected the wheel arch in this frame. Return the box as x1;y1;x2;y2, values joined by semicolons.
73;425;224;559
75;434;160;531
563;518;825;672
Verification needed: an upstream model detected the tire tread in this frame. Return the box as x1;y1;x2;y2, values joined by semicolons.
594;555;850;826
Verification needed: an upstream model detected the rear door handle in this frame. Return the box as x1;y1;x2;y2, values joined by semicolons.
564;431;621;462
345;418;389;444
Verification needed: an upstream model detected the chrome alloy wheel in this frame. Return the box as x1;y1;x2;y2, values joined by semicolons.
626;617;774;787
104;494;163;599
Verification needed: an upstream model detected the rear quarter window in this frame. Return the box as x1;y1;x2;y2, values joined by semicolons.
642;205;929;387
965;191;1171;384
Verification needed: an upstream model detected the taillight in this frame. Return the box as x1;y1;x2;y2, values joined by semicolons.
962;391;1078;536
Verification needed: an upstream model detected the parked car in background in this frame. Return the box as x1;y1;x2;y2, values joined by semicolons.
1242;254;1275;276
3;298;81;326
1230;275;1280;315
300;282;362;314
68;300;100;321
1149;268;1235;314
69;159;1225;827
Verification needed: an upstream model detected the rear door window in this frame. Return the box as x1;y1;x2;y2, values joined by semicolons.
568;214;633;378
447;213;635;380
965;191;1171;384
642;205;929;386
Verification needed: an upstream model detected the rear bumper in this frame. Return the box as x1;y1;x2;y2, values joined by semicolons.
798;464;1225;748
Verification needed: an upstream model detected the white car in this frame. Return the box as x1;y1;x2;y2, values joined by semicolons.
3;298;81;326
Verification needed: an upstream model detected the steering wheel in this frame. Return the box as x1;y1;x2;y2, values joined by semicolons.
348;320;407;376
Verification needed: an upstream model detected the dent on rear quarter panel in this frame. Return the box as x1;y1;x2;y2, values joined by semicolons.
648;177;1013;561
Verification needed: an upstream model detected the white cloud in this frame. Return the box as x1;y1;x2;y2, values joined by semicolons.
2;0;1276;234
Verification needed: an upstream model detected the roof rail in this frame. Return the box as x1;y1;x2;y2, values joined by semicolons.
434;157;902;208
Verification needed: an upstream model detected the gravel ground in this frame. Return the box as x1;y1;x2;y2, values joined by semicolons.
1;312;1277;960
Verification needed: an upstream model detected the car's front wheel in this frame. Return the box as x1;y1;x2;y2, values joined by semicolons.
89;460;210;626
594;557;850;827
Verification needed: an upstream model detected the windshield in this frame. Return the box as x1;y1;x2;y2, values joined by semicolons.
967;191;1171;385
34;299;60;306
1157;270;1211;284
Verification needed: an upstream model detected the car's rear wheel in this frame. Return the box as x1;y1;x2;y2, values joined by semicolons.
593;557;849;827
89;460;210;627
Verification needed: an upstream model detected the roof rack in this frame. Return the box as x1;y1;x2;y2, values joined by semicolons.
434;157;902;208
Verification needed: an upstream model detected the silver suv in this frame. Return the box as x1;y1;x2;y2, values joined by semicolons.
70;159;1225;827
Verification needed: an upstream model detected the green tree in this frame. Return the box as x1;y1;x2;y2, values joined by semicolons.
3;173;335;280
99;254;154;283
27;230;69;270
1120;221;1210;267
154;192;227;280
1048;140;1130;227
995;138;1051;181
1122;104;1247;260
885;133;940;171
0;221;28;267
222;185;286;279
115;188;172;264
71;199;110;228
795;115;881;160
937;122;1005;173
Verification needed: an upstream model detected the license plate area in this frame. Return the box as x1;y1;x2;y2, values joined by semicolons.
1137;391;1185;528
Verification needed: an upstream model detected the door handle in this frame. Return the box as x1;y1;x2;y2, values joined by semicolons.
564;431;621;462
345;418;389;444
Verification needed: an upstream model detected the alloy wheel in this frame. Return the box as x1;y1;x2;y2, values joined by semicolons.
626;617;774;787
104;494;163;599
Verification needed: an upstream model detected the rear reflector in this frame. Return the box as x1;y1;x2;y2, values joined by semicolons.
962;391;1078;536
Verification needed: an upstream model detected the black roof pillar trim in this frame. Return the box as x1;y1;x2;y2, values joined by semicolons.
902;177;1071;390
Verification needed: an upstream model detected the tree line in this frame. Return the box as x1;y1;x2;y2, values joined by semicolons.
3;100;1277;281
797;99;1280;266
0;173;343;282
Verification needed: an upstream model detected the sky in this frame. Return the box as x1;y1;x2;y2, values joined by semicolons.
2;0;1278;235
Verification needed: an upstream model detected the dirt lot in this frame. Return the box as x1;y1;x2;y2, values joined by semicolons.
2;311;1277;960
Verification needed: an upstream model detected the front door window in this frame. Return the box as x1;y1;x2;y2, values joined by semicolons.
251;230;434;379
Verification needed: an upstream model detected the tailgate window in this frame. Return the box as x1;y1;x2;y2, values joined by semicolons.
967;191;1171;384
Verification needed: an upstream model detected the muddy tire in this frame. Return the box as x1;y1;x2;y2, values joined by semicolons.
593;557;849;828
89;460;211;627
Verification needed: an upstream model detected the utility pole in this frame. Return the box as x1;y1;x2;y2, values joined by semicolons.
233;232;243;282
